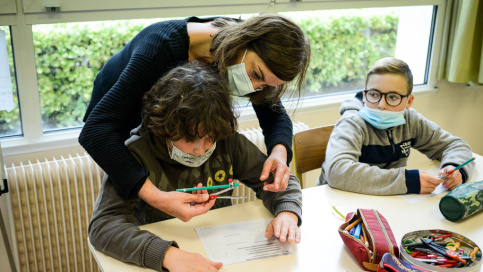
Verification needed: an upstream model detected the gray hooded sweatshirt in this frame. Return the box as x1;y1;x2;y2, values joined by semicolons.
318;96;474;195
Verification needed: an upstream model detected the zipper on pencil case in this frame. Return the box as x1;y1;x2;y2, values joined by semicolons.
341;216;373;262
372;209;395;255
359;214;375;262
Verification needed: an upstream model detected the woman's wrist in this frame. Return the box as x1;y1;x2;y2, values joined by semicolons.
270;144;288;163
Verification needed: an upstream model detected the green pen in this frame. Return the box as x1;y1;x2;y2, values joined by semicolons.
453;157;475;171
176;182;239;192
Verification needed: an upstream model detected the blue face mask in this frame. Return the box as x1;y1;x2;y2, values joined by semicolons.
358;106;406;129
226;49;263;97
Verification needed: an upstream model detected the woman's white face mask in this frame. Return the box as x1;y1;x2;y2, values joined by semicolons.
226;49;263;97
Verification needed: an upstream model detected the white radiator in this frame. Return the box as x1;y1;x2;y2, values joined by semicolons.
5;154;103;272
4;121;308;272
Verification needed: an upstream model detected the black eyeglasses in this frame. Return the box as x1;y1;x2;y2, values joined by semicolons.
363;89;410;107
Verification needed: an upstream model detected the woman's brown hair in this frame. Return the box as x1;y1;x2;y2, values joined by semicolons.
142;62;238;142
211;14;311;105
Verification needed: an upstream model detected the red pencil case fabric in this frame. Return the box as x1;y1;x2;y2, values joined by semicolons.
338;209;399;271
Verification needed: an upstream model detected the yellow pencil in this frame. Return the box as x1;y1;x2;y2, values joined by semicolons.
345;217;362;231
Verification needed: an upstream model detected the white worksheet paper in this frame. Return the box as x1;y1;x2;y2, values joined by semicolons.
398;183;448;203
195;218;294;265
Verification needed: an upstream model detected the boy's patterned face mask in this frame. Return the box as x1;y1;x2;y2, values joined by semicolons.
167;141;216;167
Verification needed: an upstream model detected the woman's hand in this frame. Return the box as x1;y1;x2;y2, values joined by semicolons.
265;211;301;243
138;179;216;222
260;144;291;192
439;165;463;190
163;246;223;272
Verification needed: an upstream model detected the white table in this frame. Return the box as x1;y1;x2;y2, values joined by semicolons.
89;154;483;271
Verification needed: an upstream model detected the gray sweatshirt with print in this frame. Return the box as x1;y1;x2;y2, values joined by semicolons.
318;96;474;195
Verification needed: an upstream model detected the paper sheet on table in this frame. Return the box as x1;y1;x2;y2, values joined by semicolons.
398;183;448;203
195;218;294;265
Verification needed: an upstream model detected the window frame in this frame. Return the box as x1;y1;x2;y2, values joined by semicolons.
0;0;16;15
0;0;449;156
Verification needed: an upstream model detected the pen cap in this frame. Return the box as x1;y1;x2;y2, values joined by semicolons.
439;180;483;222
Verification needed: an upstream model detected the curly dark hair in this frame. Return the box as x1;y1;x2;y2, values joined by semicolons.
142;62;238;142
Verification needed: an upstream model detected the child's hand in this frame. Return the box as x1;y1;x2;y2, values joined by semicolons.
439;166;463;190
191;182;211;199
163;246;223;272
138;180;216;222
265;211;301;243
419;170;443;194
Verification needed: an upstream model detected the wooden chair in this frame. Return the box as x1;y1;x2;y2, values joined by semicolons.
292;125;335;188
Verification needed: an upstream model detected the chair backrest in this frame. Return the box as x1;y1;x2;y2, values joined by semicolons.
293;125;335;186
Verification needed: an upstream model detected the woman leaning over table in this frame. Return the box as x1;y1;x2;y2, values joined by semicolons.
79;14;311;221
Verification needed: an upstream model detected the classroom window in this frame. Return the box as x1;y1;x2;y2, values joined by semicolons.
282;5;434;99
30;7;435;133
0;26;21;137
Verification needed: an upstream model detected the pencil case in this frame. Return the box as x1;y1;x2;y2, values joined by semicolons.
338;208;399;271
439;180;483;222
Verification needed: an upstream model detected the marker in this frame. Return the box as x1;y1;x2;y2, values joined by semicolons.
176;182;239;192
353;223;362;239
440;157;475;179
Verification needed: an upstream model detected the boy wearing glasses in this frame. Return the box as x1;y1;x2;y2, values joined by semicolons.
318;57;474;195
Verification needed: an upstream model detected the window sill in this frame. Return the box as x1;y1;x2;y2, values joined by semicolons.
1;85;438;157
1;129;83;157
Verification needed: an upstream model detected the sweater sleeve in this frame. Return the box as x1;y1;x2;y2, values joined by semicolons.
88;176;178;271
410;111;474;181
230;133;303;225
252;100;294;164
323;118;410;195
79;53;167;198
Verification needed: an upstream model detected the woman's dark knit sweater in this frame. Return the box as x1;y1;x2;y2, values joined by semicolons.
79;16;293;198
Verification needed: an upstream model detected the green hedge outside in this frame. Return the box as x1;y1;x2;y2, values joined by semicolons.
299;14;397;94
0;14;397;134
